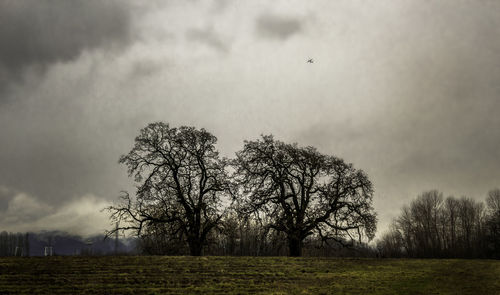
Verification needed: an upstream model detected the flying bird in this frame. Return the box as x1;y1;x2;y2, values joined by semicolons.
307;59;314;63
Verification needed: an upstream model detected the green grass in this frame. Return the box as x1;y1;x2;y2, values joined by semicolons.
0;256;499;294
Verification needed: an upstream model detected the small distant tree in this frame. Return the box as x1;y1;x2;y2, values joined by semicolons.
107;122;231;256
24;233;30;257
233;135;377;256
485;189;500;258
486;189;500;215
376;223;404;258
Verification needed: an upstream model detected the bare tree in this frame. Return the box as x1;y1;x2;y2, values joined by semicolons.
485;189;500;258
396;206;415;256
381;191;492;258
376;222;404;257
408;191;444;257
444;197;459;255
107;123;231;256
233;135;376;256
486;189;500;215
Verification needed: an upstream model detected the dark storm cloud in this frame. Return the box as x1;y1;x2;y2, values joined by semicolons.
1;0;499;238
186;27;229;53
256;14;303;40
0;0;132;97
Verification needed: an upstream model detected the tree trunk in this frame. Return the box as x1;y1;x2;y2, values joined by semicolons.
288;236;303;257
188;239;203;256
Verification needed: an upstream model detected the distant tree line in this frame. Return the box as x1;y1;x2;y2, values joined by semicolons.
0;231;138;256
108;122;377;257
0;232;29;256
136;212;377;257
377;189;500;259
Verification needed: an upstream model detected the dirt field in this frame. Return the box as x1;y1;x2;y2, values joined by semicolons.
0;256;499;294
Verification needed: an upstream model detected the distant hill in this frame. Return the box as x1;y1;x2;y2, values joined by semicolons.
28;231;139;256
0;230;138;256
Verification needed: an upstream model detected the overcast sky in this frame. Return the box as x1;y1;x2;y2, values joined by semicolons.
1;0;499;238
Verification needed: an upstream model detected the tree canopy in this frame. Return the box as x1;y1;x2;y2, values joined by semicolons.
233;135;377;256
107;122;230;256
108;124;377;257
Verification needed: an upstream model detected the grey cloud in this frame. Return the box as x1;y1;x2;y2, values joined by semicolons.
211;0;229;13
186;27;229;53
285;0;500;235
0;0;133;97
1;0;499;238
0;186;16;212
256;14;302;40
129;59;165;78
0;191;111;236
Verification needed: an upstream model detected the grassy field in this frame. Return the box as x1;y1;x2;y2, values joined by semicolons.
0;256;499;294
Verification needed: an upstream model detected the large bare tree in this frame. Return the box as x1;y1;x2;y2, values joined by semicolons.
233;135;377;256
107;122;230;256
